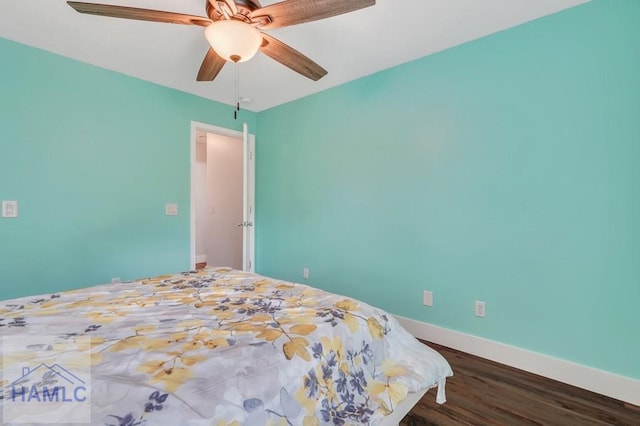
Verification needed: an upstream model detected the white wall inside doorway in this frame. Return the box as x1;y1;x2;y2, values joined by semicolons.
194;132;244;270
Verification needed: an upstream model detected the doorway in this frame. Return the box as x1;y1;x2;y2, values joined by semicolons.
190;122;255;272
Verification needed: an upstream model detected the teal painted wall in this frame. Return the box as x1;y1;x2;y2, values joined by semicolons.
0;38;255;299
255;0;640;379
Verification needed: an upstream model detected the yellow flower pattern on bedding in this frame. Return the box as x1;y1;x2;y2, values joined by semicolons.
0;268;452;425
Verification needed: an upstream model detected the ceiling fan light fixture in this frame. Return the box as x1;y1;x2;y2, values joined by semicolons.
205;20;263;63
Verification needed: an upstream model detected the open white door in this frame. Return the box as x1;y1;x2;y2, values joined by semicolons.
190;121;255;272
241;123;255;272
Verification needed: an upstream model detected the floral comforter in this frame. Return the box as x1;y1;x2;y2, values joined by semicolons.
0;268;452;425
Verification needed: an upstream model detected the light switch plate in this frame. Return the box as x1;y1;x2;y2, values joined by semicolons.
423;291;433;307
2;201;18;218
165;203;178;216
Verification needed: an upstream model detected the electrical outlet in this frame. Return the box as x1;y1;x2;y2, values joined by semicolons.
423;291;433;307
303;268;309;279
475;301;486;318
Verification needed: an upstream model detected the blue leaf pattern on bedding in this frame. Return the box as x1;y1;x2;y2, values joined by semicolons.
106;413;143;426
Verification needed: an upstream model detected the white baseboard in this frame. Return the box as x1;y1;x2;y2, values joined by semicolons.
195;255;207;264
394;315;640;407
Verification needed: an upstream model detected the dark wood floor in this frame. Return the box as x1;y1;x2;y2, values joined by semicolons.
401;342;640;426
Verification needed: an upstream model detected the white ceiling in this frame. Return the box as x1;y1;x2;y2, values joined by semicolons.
0;0;587;112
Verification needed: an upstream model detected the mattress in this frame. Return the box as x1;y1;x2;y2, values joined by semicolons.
0;268;452;425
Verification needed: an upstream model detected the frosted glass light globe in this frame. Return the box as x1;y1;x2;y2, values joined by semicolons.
205;20;263;63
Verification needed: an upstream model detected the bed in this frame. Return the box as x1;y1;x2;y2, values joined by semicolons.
0;267;452;425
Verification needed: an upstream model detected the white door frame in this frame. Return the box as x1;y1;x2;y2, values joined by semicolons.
190;121;255;271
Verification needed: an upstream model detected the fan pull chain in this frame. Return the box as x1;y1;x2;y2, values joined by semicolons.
233;61;240;120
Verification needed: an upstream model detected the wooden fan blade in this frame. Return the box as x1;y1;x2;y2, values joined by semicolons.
67;2;212;27
250;0;375;30
260;34;327;81
197;48;226;81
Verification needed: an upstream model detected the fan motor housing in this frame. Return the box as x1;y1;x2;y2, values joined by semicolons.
206;0;262;21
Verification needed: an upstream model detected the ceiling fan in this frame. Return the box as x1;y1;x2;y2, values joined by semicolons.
66;0;376;82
